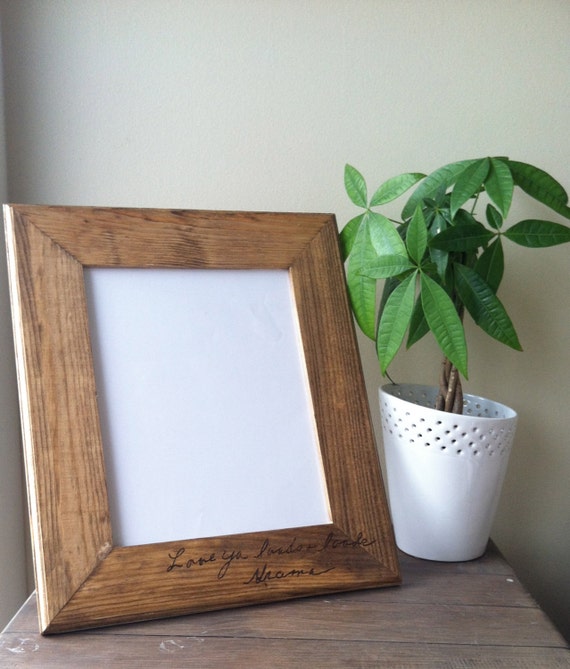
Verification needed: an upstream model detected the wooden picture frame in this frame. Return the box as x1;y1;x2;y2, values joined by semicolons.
4;205;400;634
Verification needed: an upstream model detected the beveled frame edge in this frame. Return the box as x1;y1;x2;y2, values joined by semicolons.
4;204;400;634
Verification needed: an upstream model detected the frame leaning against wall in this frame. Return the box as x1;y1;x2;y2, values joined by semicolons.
4;205;400;634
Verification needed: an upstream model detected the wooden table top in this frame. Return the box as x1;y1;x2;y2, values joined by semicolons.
1;543;568;668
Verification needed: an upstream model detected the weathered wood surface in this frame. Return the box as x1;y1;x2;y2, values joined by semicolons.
2;545;568;668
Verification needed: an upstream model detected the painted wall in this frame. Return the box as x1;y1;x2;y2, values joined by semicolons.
0;13;27;630
1;0;569;639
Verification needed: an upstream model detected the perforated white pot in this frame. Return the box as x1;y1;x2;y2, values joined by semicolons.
380;384;517;562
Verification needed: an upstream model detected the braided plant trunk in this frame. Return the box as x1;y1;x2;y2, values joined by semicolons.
435;357;464;414
434;290;465;413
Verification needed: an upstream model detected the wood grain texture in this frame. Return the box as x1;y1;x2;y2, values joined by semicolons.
3;205;399;634
290;219;396;568
3;207;112;630
6;206;330;268
2;546;568;668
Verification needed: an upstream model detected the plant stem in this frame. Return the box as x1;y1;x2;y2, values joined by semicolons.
435;357;464;414
470;192;480;215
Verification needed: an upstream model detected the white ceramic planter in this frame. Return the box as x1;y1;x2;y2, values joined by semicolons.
380;384;517;562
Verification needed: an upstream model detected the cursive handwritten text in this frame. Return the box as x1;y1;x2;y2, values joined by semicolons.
318;531;376;551
166;547;216;573
254;537;318;560
244;563;335;585
166;530;376;584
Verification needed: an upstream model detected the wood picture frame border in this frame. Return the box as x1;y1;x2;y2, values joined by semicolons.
4;205;400;634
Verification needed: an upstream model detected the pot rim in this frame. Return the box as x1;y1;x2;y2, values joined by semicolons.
380;383;517;421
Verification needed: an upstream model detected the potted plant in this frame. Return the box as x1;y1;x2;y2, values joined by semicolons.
341;157;570;561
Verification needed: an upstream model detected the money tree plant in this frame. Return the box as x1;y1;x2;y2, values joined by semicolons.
341;157;570;413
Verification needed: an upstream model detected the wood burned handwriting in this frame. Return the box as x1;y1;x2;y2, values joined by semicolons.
166;531;376;585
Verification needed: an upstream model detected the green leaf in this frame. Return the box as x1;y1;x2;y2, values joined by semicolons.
344;164;368;208
339;213;365;260
406;206;428;265
507;160;570;219
429;222;495;252
474;237;504;293
453;208;478;227
428;211;449;278
427;208;449;233
370;172;426;207
454;264;522;351
367;211;408;256
420;273;468;378
485;158;514;218
346;221;378;339
429;247;448;281
378;276;399;323
450;158;490;218
360;254;415;279
503;219;570;247
485;203;503;230
377;273;417;374
407;297;429;348
402;159;478;220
